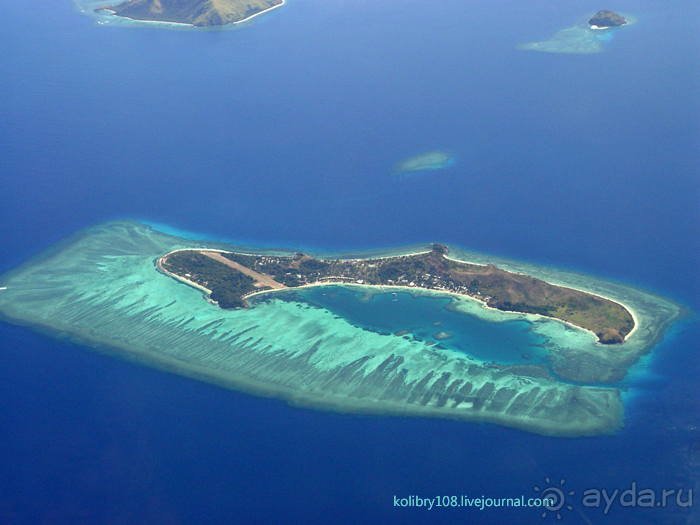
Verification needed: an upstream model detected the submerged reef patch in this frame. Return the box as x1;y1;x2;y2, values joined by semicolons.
392;151;454;174
0;221;684;437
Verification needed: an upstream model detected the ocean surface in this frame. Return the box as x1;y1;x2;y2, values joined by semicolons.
0;0;698;523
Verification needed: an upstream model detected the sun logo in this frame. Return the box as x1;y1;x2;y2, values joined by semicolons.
534;478;574;519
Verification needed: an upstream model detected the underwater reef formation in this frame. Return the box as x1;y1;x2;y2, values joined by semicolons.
0;222;685;436
392;151;453;174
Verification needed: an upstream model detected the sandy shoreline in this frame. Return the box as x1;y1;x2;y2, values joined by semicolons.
444;253;638;340
318;249;432;263
245;281;610;341
554;283;639;340
589;22;628;30
96;0;285;27
232;0;285;25
157;253;212;294
157;248;637;343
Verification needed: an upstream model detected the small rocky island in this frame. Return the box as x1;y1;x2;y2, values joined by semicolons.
159;244;635;345
588;10;627;28
94;0;282;27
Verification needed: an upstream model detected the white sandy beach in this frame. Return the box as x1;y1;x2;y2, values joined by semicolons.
95;0;285;28
233;0;284;25
158;248;639;343
443;253;639;340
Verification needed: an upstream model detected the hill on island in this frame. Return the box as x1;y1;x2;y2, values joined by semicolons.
96;0;282;26
588;10;627;28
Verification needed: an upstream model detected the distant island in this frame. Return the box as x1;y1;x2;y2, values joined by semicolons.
159;244;635;345
588;10;627;29
94;0;283;27
517;11;635;54
392;151;453;174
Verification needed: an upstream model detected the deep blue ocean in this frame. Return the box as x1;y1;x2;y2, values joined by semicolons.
0;0;698;523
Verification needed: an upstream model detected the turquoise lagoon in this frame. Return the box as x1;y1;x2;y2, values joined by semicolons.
280;286;548;366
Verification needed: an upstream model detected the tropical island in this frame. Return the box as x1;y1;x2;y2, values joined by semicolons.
588;10;627;29
94;0;283;27
0;222;685;437
158;244;635;345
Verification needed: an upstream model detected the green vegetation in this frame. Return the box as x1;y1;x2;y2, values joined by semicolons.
160;252;260;309
94;0;282;27
495;302;559;316
158;244;635;343
588;10;626;28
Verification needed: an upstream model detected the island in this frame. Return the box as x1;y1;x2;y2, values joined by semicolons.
0;221;686;437
588;10;627;29
158;244;635;345
94;0;283;27
517;11;635;54
392;151;453;174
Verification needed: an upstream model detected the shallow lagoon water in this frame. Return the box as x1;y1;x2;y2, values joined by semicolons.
391;150;455;175
294;286;548;365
